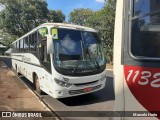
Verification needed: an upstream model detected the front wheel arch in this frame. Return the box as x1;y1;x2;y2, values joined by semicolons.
33;73;42;94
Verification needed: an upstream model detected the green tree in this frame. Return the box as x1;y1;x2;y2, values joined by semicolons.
68;0;116;62
48;10;65;23
86;0;116;63
102;0;116;63
0;0;49;37
69;8;94;26
0;30;18;48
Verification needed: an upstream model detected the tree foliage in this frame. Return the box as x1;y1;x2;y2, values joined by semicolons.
0;0;65;37
69;8;94;26
97;0;116;63
69;0;116;62
0;0;49;37
0;30;18;48
48;10;65;23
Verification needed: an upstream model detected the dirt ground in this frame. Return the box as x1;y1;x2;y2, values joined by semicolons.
106;64;113;70
0;60;59;120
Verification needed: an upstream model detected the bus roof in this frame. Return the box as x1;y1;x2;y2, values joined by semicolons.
41;23;96;32
12;23;96;44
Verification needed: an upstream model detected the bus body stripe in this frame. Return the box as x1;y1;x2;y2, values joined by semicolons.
124;65;160;119
12;58;42;68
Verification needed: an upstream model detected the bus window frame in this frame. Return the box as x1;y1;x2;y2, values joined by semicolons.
16;41;20;52
128;0;160;61
20;39;24;52
29;33;36;52
26;36;29;52
14;42;17;52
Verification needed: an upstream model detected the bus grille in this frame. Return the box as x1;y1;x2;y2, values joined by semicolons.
69;84;102;95
74;80;99;87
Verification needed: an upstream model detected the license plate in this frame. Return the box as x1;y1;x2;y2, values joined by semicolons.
84;87;93;92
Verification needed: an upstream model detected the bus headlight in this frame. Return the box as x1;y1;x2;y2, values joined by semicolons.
54;78;72;88
100;74;106;81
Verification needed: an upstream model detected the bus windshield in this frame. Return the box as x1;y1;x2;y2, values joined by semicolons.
53;28;105;69
131;0;160;58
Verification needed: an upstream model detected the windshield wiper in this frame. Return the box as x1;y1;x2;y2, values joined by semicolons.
85;47;100;69
72;60;81;73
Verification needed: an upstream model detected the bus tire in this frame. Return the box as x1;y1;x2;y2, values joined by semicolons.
35;75;42;94
15;64;17;72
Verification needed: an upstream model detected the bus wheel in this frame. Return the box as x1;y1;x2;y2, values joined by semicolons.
35;75;42;94
15;64;17;73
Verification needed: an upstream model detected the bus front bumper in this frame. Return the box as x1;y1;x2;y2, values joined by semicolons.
52;79;106;98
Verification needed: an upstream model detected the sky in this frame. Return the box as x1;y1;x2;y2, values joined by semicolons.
0;4;5;11
0;6;3;11
47;0;105;21
0;0;105;21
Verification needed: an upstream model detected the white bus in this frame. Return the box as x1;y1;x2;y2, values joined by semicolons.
11;23;107;98
114;0;160;119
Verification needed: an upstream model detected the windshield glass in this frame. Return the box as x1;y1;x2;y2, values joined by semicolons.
131;0;160;58
53;28;105;69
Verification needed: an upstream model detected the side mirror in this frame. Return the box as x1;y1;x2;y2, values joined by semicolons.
47;35;54;54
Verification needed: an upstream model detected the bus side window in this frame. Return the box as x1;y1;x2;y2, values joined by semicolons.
29;33;36;52
41;42;51;73
24;37;29;52
29;35;32;51
38;27;48;60
15;43;17;52
131;0;160;58
13;43;16;52
17;41;20;52
34;32;38;51
20;39;24;52
42;44;50;63
42;45;47;62
38;27;48;41
38;27;51;73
